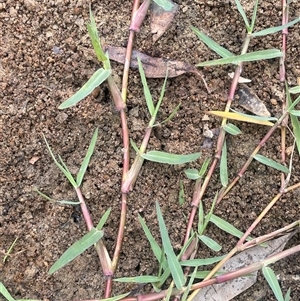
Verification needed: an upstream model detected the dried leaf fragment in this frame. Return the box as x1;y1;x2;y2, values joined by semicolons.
104;45;209;92
150;1;178;42
235;84;271;117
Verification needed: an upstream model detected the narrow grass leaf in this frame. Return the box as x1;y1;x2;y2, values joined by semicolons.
220;140;228;187
210;214;252;240
178;180;185;205
252;17;300;37
96;207;111;230
289;110;300;117
199;159;210;179
0;282;15;301
43;135;77;187
155;102;181;126
198;201;204;233
181;266;198;301
191;27;234;58
285;288;291;301
49;227;103;274
36;190;80;204
138;57;155;116
205;111;274;126
56;200;81;205
223;123;242;135
234;0;250;30
262;266;284;301
153;0;174;11
76;128;98;187
254;154;289;173
197;49;283;67
156;202;185;289
288;93;300;156
114;275;160;283
96;293;130;301
184;169;200;180
193;271;223;279
3;237;18;263
180;255;226;267
289;85;300;94
199;235;222;252
130;139;140;154
249;0;259;32
231;109;278;121
59;69;111;109
87;7;107;62
164;283;174;301
142;151;201;164
138;214;165;264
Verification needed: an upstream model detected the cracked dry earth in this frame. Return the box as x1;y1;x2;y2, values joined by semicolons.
0;1;300;301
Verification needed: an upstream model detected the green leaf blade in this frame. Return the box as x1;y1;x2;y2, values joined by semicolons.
253;154;289;173
197;49;283;67
191;27;234;58
180;255;226;267
184;169;200;180
234;0;250;30
252;17;300;37
49;227;103;274
156;202;185;289
223;123;242;135
0;282;15;301
262;266;284;301
43;135;77;188
220;140;228;187
87;7;107;62
59;69;111;109
138;214;165;265
76;128;98;187
198;235;222;252
152;0;174;11
114;275;160;283
138;57;155;116
142;151;201;165
96;207;112;230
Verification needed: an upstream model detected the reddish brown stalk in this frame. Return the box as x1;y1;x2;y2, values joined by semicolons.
75;187;112;276
182;37;251;255
280;0;289;190
104;0;140;298
237;182;300;246
217;111;289;204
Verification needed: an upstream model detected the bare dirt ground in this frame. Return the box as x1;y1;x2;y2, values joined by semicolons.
0;1;300;301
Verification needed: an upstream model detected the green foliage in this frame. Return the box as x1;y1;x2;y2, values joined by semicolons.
180;255;225;267
191;27;234;58
220;140;228;187
0;283;15;301
76;128;98;186
87;6;108;62
197;49;283;67
223;123;242;135
96;208;112;230
138;57;155;116
142;150;201;165
58;69;111;109
253;154;290;173
43;128;98;188
262;266;291;301
153;0;175;11
178;180;185;205
156;202;185;289
49;227;103;274
252;17;300;37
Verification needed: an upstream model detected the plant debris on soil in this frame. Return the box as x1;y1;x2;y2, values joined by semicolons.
0;1;300;301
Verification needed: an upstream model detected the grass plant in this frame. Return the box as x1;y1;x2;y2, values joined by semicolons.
2;1;300;301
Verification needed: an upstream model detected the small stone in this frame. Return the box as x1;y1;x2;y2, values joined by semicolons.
270;98;278;105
